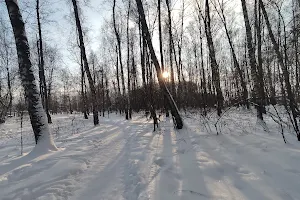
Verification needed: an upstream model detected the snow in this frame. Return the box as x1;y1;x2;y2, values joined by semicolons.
29;96;58;154
1;108;300;200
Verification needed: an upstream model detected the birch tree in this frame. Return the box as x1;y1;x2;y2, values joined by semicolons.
5;0;57;150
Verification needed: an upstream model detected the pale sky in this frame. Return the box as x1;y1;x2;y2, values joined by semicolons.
0;0;293;76
0;0;246;74
0;0;111;73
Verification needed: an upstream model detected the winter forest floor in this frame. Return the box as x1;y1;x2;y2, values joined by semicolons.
1;108;300;200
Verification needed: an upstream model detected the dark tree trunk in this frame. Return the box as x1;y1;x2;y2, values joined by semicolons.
126;0;131;119
293;9;299;101
139;18;148;112
71;0;99;125
255;0;266;110
105;75;110;116
102;70;105;117
179;0;185;83
5;0;56;149
240;0;264;120
196;10;208;115
113;0;127;118
148;58;158;131
4;39;13;116
166;0;176;95
158;0;164;72
36;0;52;123
129;47;134;118
115;45;121;108
204;0;223;116
139;19;146;88
158;0;169;117
136;0;183;129
81;51;88;119
47;66;53;113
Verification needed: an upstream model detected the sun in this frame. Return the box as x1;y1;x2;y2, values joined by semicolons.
162;71;169;79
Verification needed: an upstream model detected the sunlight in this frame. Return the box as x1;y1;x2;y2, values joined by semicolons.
162;71;169;79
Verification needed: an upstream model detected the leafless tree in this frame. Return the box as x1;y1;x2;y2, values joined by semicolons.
71;0;99;125
5;0;57;149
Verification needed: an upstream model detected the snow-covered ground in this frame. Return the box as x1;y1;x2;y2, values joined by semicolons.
1;108;300;200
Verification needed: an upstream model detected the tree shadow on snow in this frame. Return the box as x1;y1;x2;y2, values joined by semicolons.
178;123;273;200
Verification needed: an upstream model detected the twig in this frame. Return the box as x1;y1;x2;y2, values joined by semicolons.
20;111;23;156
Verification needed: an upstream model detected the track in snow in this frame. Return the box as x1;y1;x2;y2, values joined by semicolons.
1;113;300;200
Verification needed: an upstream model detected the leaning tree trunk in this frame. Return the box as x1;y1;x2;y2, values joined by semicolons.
36;0;52;124
259;0;300;140
5;0;57;150
136;0;183;129
71;0;99;125
204;0;223;116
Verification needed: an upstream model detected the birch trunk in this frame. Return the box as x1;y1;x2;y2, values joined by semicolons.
5;0;57;150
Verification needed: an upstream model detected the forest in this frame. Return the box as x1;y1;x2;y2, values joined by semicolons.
1;0;300;199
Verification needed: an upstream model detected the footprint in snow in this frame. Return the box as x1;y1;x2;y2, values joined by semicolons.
237;167;251;175
197;158;209;163
154;157;165;167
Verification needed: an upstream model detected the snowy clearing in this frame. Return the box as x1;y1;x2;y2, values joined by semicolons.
1;110;300;200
